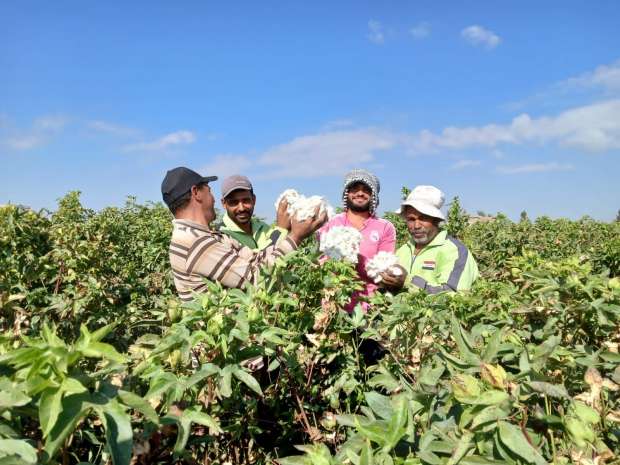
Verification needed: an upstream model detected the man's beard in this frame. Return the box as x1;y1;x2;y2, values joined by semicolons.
411;227;438;246
347;198;370;213
233;210;252;224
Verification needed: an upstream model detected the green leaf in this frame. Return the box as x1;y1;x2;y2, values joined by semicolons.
497;421;547;465
364;392;393;420
527;381;569;399
96;399;133;465
117;390;159;424
470;405;508;430
184;363;220;389
356;420;388;447
469;390;510;406
446;432;473;465
0;380;31;410
0;439;38;465
39;387;63;439
231;366;263;396
42;392;92;462
90;322;118;342
360;439;374;465
219;365;233;398
81;342;126;363
184;408;223;434
450;314;480;365
481;328;503;363
383;396;407;451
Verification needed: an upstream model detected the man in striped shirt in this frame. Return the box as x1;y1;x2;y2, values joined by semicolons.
162;167;325;300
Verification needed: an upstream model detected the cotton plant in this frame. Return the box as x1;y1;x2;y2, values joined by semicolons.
366;251;403;283
275;189;335;221
319;226;362;263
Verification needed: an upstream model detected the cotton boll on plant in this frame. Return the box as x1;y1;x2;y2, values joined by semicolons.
275;189;334;221
366;251;401;283
319;226;362;263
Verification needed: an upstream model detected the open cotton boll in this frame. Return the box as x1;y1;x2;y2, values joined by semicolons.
366;251;401;283
275;189;301;215
319;226;362;263
275;189;335;221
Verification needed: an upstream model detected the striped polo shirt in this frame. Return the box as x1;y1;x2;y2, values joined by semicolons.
169;219;297;300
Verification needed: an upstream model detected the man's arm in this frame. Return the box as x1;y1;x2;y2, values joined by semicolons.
191;209;326;289
191;235;298;288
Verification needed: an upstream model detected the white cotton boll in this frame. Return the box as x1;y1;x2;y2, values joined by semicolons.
319;226;362;263
366;251;400;283
275;189;301;215
275;190;335;221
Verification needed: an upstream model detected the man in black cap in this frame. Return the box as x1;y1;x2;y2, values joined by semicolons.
218;174;287;250
161;167;325;299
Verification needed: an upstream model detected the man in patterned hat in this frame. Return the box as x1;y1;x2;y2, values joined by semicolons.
318;169;396;311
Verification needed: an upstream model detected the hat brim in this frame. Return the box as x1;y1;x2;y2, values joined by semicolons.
201;175;218;184
397;200;445;220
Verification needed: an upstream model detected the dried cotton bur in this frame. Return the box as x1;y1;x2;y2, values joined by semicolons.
319;226;362;263
275;189;335;221
366;251;403;283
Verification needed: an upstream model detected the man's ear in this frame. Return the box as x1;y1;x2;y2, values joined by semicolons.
221;198;227;208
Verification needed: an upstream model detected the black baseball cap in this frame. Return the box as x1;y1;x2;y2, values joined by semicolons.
161;167;217;209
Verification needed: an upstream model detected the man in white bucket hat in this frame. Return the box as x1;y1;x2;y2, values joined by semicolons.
381;185;479;293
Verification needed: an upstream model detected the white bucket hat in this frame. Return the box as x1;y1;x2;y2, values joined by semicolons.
398;185;446;220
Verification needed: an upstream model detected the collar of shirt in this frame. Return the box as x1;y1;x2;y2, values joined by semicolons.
173;218;213;234
340;211;377;230
409;229;448;254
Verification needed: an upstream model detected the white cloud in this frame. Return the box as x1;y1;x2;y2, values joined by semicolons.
87;120;138;137
367;20;385;44
403;99;620;153
410;22;430;39
201;154;254;179
258;129;395;178
560;59;620;93
5;135;44;150
504;59;620;111
461;25;501;49
450;159;481;170
122;130;196;153
497;163;574;174
1;114;67;151
202;99;619;180
34;115;67;131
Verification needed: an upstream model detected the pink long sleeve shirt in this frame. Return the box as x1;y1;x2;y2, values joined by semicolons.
318;212;397;311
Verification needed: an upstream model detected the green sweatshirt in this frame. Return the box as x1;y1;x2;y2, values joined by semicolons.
219;213;286;250
396;230;479;293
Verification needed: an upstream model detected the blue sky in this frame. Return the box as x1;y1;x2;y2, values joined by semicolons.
2;1;619;220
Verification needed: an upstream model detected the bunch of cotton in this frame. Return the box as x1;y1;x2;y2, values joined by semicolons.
319;226;362;263
366;251;402;283
275;189;334;221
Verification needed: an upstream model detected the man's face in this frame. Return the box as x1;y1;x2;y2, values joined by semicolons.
194;183;216;223
346;182;372;212
221;189;256;226
402;206;440;247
